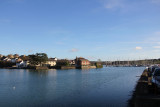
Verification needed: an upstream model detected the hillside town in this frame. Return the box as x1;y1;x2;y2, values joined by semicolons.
0;53;102;69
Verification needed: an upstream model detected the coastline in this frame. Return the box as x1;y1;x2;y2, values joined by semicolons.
129;69;160;107
0;65;98;70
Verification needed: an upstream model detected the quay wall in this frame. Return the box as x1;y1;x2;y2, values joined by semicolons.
35;66;49;70
90;66;96;69
61;66;76;69
129;69;160;107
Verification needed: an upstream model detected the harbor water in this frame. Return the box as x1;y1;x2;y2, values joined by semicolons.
0;67;144;107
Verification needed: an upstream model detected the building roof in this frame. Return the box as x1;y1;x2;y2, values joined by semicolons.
79;59;89;61
76;57;90;62
57;59;69;62
48;58;57;61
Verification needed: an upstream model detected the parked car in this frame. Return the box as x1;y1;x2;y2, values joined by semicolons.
147;66;159;77
151;66;159;73
152;68;160;88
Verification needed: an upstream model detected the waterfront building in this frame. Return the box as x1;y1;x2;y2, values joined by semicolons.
75;57;90;68
11;58;18;63
45;58;57;67
69;60;75;65
16;61;29;68
1;57;11;62
17;58;23;62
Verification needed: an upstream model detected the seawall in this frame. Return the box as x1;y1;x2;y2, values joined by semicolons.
129;69;160;107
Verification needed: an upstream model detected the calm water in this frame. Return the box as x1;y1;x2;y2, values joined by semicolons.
0;67;144;107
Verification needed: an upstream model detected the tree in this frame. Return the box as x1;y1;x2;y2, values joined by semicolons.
0;61;16;68
14;54;19;58
7;54;14;58
29;53;48;66
20;55;29;61
56;60;70;66
95;62;103;68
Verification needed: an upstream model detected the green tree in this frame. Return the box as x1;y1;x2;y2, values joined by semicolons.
56;60;70;66
29;53;48;66
20;55;29;61
95;61;103;68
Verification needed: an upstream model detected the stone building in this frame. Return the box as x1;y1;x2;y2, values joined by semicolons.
75;57;90;68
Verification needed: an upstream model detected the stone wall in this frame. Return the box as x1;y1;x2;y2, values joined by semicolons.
35;66;48;70
61;66;76;69
90;66;96;69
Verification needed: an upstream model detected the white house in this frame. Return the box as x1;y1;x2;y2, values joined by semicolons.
16;61;29;68
3;57;11;62
70;60;75;65
52;57;57;61
11;58;18;63
45;58;57;66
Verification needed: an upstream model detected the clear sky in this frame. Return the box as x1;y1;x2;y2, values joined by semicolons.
0;0;160;61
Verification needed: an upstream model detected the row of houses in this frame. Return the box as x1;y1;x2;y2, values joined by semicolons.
0;55;91;69
17;57;91;68
1;57;23;63
16;57;58;68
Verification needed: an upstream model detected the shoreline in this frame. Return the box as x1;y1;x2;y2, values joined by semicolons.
0;65;99;70
128;69;160;107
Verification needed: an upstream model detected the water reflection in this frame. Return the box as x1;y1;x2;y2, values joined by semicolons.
0;67;145;107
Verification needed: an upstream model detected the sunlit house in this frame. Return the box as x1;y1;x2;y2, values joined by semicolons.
75;57;90;68
45;58;57;67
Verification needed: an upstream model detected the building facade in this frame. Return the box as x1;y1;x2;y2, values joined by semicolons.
45;58;57;67
75;57;90;68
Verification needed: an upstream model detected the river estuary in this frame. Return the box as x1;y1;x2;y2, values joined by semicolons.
0;67;145;107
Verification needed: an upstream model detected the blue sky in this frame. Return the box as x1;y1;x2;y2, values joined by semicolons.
0;0;160;61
